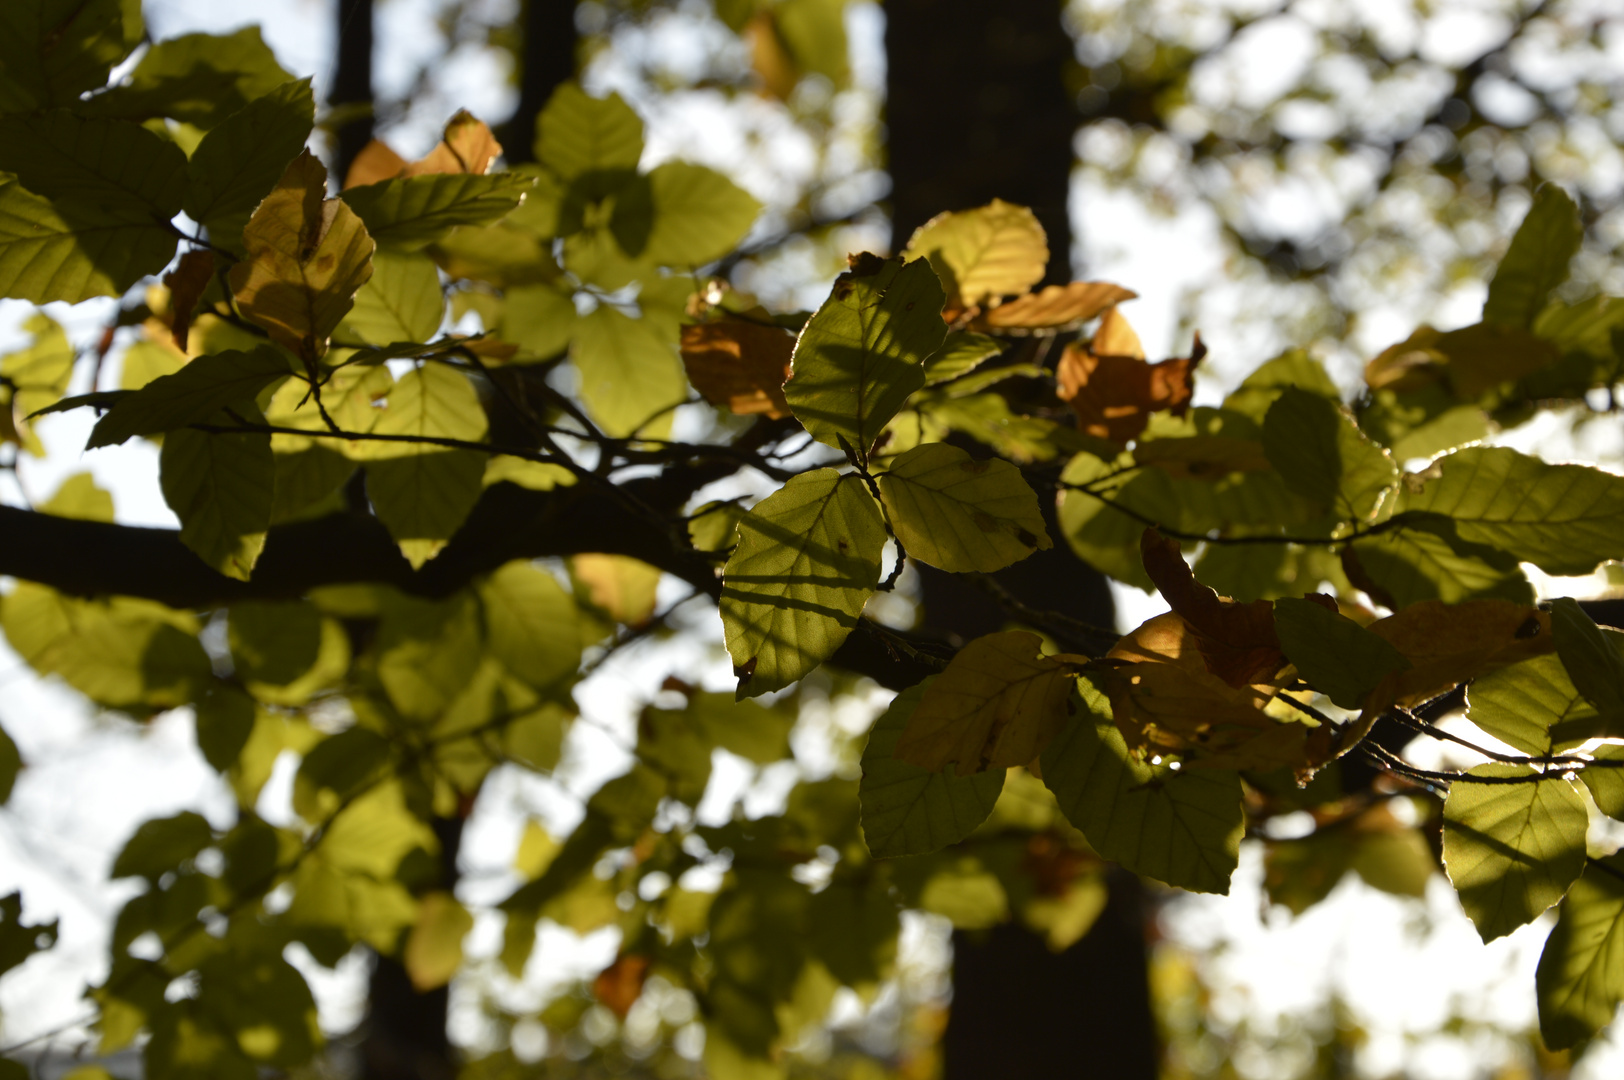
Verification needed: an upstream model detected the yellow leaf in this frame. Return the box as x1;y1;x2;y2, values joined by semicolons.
894;630;1080;776
403;890;474;991
571;554;662;627
972;281;1137;334
903;199;1048;309
228;150;377;366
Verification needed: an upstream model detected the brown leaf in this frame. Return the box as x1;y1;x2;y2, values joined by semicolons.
894;630;1081;776
162;250;215;353
593;954;651;1019
972;281;1137;334
745;11;798;101
1056;318;1203;445
1140;527;1295;688
679;316;794;419
1092;306;1144;359
402;110;503;178
343;139;409;190
228;150;377;366
1365;599;1554;709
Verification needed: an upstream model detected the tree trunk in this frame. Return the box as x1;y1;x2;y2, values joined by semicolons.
331;0;376;185
885;3;1160;1076
501;0;580;165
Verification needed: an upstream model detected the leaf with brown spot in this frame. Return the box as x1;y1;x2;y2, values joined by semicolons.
972;281;1137;335
679;316;794;419
1139;527;1292;688
593;953;651;1019
894;630;1083;777
1365;599;1554;709
228;151;376;367
162;250;214;353
1056;319;1203;445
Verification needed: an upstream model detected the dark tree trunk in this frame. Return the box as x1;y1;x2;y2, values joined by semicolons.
885;3;1159;1077
501;0;580;165
331;0;376;185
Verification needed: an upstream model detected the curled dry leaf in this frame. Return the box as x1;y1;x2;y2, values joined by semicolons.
972;281;1137;335
893;630;1086;777
679;315;794;419
162;249;215;353
1365;598;1554;710
343;109;503;189
1056;311;1204;445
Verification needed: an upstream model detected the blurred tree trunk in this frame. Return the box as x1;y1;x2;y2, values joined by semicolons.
502;0;580;165
331;0;376;185
885;2;1159;1077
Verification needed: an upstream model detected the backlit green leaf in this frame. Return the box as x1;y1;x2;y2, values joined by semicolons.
364;363;488;568
1484;185;1581;329
0;112;186;220
1537;853;1624;1049
90;346;292;448
375;592;485;723
1220;348;1340;422
859;680;1006;858
1273;596;1411;710
1347;516;1533;608
923;331;1002;385
185;78;316;248
228;601;350;706
1262;386;1397;522
112;811;214;881
501;281;577;359
1550;598;1624;725
479;561;581;691
1467;653;1596;757
784;256;946;458
902;199;1047;308
878;442;1050;573
571;302;687;438
77;27;293;130
403;891;473;992
0;0;134;113
343;173;533;251
338;250;445;346
1394;446;1624;575
0;174;179;304
720;469;886;698
1442;765;1586;942
610;161;760;267
159;409;274;581
535;84;644;184
1040;674;1243;894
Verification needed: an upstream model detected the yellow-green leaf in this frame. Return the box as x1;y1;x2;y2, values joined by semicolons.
89;346;292;448
611;161;761;267
720;469;885;698
1536;853;1624;1049
403;891;473;992
902;199;1047;308
535;84;645;184
0;174;179;304
1262;386;1397;522
76;27;292;130
342;172;532;251
479;561;581;690
877;442;1051;573
185;78;316;248
1484;184;1581;330
338;250;444;345
571;303;687;439
159;409;274;581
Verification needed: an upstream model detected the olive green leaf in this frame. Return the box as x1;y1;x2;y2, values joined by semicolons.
720;469;886;698
0;111;187;218
159;406;275;581
1536;853;1624;1049
112;812;214;881
478;561;582;691
227;602;350;707
902;199;1047;308
1347;517;1533;609
0;722;18;806
611;161;761;267
343;173;533;251
893;631;1078;776
1467;653;1596;757
783;256;946;459
1262;386;1397;522
1394;446;1624;576
364;363;489;568
878;442;1050;573
185;78;316;249
1549;598;1624;736
1273;596;1411;710
0;0;136;114
571;303;688;439
1040;673;1244;894
500;282;577;359
1220;348;1340;422
1442;765;1587;942
89;346;292;449
1484;184;1581;330
338;250;445;346
76;27;293;130
229;151;376;365
535;83;645;186
923;332;1003;385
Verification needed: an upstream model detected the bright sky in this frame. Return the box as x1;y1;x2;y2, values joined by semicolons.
3;1;1624;1076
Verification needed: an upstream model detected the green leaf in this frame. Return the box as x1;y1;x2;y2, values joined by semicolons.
1467;653;1596;757
89;346;292;448
0;891;58;979
343;172;533;251
783;256;947;458
403;891;473;992
228;601;349;706
0;721;19;805
571;302;688;438
923;331;1002;385
39;472;114;522
500;282;577;358
1358;385;1489;462
77;27;294;130
185;78;316;248
902;199;1047;307
144;1008;256;1080
1273;596;1411;710
1262;386;1397;522
375;592;485;722
195;941;320;1066
0;0;135;113
364;363;489;568
1484;185;1581;329
160;409;275;581
3;312;76;452
877;442;1051;573
1347;515;1533;608
478;561;581;691
1537;853;1624;1049
338;250;445;346
611;161;761;267
535;84;645;184
1040;674;1244;894
0;111;187;220
1550;598;1624;724
294;727;391;821
720;468;886;698
1220;348;1340;422
1442;764;1587;942
112;811;214;881
193;685;256;772
1056;449;1154;589
1394;446;1624;576
1192;542;1346;603
859;680;1006;858
0;173;180;304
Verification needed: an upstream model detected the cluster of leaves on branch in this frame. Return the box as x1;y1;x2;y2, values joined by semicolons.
6;3;1624;1077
